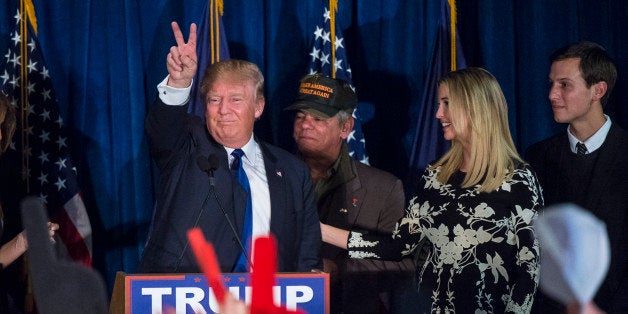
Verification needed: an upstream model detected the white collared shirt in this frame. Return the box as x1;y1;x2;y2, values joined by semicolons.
224;136;271;239
158;76;272;239
567;115;612;154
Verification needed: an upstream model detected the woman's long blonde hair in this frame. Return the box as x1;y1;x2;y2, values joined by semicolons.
430;67;522;192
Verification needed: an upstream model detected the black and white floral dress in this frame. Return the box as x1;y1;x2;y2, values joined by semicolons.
347;164;543;313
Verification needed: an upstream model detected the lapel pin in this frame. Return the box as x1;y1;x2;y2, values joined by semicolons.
352;198;358;207
339;208;348;213
276;171;282;177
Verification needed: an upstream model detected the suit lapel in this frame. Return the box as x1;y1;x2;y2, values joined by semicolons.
258;142;286;238
345;174;366;229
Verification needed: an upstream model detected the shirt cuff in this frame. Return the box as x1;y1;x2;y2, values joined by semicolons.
157;75;193;106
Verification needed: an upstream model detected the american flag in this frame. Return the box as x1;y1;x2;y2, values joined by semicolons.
409;0;466;173
306;3;369;165
189;0;231;119
1;7;92;265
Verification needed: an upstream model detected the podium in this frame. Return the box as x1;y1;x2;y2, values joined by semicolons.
110;271;329;313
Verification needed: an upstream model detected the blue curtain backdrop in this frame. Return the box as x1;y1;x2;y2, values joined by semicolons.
1;0;626;293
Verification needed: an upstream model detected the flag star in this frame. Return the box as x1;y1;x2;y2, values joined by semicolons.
25;125;34;135
27;81;35;94
4;50;10;60
40;109;51;121
55;158;67;170
308;68;318;75
360;156;370;165
24;145;32;158
54;177;67;191
56;136;67;149
334;36;344;50
39;151;50;163
41;66;50;80
319;52;330;67
14;9;21;24
27;60;38;73
1;70;9;84
27;104;35;115
38;193;48;205
28;38;37;52
39;130;50;143
55;116;63;127
334;59;343;71
9;53;20;67
323;7;331;21
41;88;52;101
9;75;19;89
309;47;320;62
321;31;331;44
347;130;356;142
72;166;77;174
38;172;48;185
11;31;21;46
313;26;324;40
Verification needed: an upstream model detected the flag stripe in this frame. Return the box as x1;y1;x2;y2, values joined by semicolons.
2;5;92;266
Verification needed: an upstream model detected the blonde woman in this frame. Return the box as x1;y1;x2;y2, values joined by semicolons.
322;68;543;313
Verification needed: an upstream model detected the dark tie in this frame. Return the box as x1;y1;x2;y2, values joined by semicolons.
231;149;252;272
576;142;588;155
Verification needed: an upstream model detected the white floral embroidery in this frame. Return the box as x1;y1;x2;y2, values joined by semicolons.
347;164;542;313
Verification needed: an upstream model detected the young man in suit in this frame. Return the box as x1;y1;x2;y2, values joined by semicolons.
287;74;415;313
140;22;322;274
527;41;628;313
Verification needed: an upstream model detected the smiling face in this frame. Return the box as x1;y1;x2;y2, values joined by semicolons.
293;110;352;161
205;77;264;148
548;58;603;125
436;83;470;145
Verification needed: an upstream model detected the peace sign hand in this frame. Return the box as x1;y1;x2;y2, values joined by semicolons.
166;22;198;88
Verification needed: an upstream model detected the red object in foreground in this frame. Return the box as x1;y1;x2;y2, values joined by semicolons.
187;228;227;303
187;228;305;313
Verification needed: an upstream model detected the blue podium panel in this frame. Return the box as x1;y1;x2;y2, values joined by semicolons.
125;273;329;313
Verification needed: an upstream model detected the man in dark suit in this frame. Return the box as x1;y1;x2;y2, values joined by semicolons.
527;41;628;313
140;22;322;274
287;74;415;313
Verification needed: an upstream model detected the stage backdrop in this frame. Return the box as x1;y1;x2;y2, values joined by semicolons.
1;0;626;293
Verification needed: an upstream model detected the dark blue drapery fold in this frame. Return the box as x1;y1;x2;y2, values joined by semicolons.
1;0;626;293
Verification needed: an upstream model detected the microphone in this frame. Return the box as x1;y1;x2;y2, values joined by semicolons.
174;154;253;272
173;155;218;272
205;154;253;271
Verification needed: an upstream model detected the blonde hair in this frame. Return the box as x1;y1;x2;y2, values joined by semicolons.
200;59;265;102
431;67;522;192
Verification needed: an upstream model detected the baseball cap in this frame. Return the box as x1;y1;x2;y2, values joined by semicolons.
285;74;357;118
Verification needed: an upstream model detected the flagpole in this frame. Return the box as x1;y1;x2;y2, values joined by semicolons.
448;0;457;71
329;0;337;78
20;0;30;190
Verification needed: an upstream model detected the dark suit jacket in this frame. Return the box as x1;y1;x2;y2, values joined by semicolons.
317;150;415;313
140;100;322;273
527;123;628;312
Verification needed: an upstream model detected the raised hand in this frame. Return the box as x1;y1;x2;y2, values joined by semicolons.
166;22;198;88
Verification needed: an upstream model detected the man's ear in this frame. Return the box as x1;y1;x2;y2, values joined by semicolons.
592;81;608;102
339;116;354;140
254;98;265;119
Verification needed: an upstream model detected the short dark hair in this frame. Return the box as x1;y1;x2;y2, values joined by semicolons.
550;41;617;106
